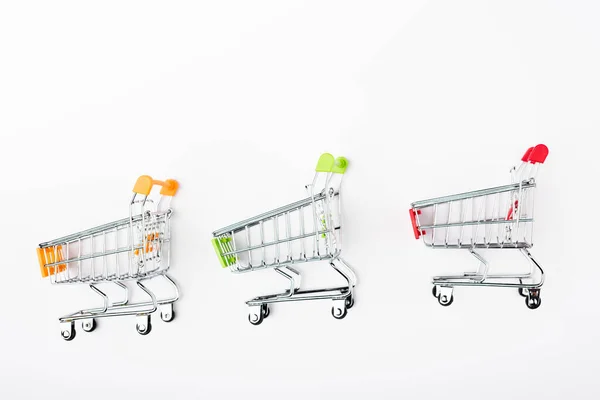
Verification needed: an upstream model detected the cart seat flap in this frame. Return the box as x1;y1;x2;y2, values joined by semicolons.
37;247;67;278
409;209;423;239
212;237;237;268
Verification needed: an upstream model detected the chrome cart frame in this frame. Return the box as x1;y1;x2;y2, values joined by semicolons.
37;176;179;340
212;153;356;324
409;144;549;309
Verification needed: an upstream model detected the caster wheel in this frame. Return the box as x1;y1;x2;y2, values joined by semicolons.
438;293;454;307
136;317;152;335
518;288;528;298
61;323;76;341
432;286;438;298
261;304;270;319
249;310;264;326
81;319;96;333
332;305;348;320
526;290;541;310
345;295;354;309
161;310;175;322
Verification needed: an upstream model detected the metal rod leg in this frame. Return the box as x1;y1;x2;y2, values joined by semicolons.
330;259;355;301
155;273;180;305
284;267;302;290
274;267;298;297
468;249;490;283
136;280;158;315
332;257;357;287
89;284;109;313
111;281;129;306
520;248;545;288
59;284;109;322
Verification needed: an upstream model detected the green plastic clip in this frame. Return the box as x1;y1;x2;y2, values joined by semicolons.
211;237;237;268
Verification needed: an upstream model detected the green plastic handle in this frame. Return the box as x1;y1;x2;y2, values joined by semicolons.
315;153;348;174
332;157;348;174
315;153;335;172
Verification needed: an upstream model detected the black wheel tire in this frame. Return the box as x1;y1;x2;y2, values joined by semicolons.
136;321;152;335
261;304;270;319
432;286;438;298
82;319;96;333
161;310;175;323
526;296;542;310
518;288;528;298
332;306;348;320
438;294;454;307
61;324;76;341
345;295;354;309
249;312;264;326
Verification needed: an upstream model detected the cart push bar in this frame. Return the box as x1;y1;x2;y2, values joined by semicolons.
212;153;357;325
409;144;549;309
37;175;180;340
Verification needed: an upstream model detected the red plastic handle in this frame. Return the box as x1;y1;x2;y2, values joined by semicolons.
527;144;549;164
409;209;423;239
521;147;534;162
521;144;549;164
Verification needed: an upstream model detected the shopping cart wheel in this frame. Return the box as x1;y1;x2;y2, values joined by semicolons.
261;304;270;319
81;318;96;333
136;315;152;335
161;310;175;323
331;305;348;320
525;290;541;310
60;322;76;341
438;293;454;307
160;304;175;322
248;307;264;326
345;294;354;309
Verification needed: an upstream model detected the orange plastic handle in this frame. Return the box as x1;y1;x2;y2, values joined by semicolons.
132;175;179;196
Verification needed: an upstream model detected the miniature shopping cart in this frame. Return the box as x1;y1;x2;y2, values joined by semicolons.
37;176;179;340
212;153;356;325
409;144;549;309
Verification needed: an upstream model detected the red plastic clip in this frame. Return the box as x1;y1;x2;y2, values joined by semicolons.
409;209;422;239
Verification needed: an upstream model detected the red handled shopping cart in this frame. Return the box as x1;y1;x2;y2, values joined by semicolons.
409;144;549;309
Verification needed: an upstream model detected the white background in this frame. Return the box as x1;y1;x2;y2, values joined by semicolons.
0;1;598;399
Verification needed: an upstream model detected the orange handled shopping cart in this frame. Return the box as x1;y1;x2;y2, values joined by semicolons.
38;176;179;340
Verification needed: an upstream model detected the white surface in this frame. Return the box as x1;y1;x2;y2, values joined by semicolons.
0;1;598;399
